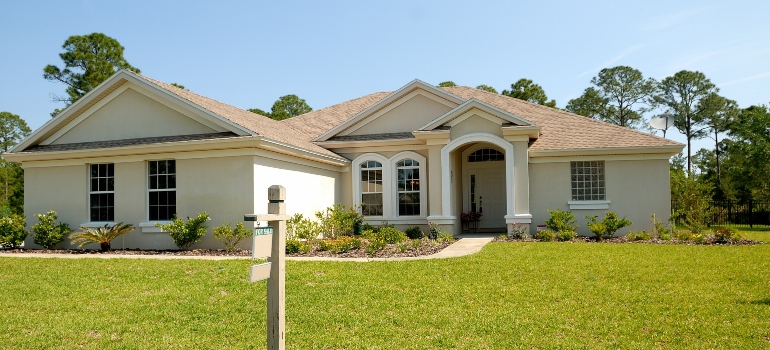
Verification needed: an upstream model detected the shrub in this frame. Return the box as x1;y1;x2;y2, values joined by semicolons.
555;230;577;242
437;232;455;243
156;212;211;250
675;230;694;241
586;212;632;240
508;223;529;239
546;209;578;232
365;239;387;254
70;222;134;251
315;204;362;239
535;229;555;242
405;226;424;239
286;239;302;254
0;214;27;248
32;211;71;249
427;221;442;239
713;227;742;243
374;227;406;244
318;236;362;254
651;213;673;240
213;222;250;252
411;239;421;249
626;230;651;241
287;213;319;240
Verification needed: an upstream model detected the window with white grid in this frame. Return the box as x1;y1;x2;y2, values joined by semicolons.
396;159;420;216
89;164;114;222
148;160;176;221
360;161;383;216
571;161;605;201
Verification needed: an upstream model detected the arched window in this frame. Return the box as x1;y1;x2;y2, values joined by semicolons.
396;159;420;216
468;148;504;162
360;160;383;216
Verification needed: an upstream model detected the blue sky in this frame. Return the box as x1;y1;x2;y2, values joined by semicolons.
2;0;768;153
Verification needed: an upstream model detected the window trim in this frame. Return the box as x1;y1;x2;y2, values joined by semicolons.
568;160;610;210
146;159;177;224
352;153;390;219
391;151;427;218
87;163;115;223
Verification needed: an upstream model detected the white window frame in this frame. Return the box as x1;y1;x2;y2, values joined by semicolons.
83;163;116;227
141;159;177;232
352;153;390;219
568;160;610;210
390;151;427;219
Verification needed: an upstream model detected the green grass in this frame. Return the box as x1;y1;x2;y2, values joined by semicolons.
735;227;770;242
2;243;769;349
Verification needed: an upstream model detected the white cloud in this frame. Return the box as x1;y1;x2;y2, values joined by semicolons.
719;71;770;87
576;44;646;79
640;5;717;32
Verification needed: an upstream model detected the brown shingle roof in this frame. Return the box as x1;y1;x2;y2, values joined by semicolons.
139;74;343;159
282;92;391;140
22;132;241;153
442;86;682;150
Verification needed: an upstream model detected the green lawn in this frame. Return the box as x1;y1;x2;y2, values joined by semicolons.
736;227;770;242
2;243;769;349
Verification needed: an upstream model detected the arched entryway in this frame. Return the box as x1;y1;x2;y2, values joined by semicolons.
440;133;515;234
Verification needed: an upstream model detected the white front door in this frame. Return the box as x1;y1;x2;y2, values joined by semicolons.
467;167;506;229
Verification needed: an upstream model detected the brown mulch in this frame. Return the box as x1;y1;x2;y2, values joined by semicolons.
0;240;457;258
494;236;765;245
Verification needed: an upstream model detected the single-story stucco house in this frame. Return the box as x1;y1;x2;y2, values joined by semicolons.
5;70;684;250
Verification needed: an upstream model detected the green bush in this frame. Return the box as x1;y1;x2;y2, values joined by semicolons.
213;222;250;252
626;230;651;241
287;213;319;240
374;227;406;244
365;239;387;254
508;223;529;239
586;212;632;240
555;230;577;242
70;222;134;251
713;227;742;243
546;209;578;232
535;229;555;242
427;222;442;239
437;232;455;243
405;226;424;239
32;211;71;249
0;214;27;248
315;204;362;239
675;230;694;241
286;239;303;254
156;212;211;250
651;213;673;240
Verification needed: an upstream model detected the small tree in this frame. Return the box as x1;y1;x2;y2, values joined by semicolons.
0;214;27;248
32;211;71;249
156;212;211;250
69;222;134;251
213;222;250;252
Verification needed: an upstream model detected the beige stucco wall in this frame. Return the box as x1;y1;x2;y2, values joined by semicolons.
53;88;217;144
23;154;256;250
253;156;340;225
529;158;671;236
449;115;503;139
349;94;452;135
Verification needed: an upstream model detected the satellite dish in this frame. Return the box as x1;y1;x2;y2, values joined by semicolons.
649;113;674;138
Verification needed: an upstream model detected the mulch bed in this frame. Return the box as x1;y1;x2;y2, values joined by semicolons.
0;240;457;258
494;236;765;245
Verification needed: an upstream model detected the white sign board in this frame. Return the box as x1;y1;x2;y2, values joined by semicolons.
252;227;273;259
250;262;272;282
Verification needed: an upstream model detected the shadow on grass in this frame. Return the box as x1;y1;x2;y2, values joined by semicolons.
744;298;770;306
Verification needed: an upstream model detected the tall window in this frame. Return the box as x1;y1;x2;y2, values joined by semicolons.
148;160;176;221
396;159;420;216
360;160;383;216
89;164;114;222
571;161;605;201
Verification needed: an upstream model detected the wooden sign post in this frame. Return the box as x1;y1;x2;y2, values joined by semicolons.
245;185;289;350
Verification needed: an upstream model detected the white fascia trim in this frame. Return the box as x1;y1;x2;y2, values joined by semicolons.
258;138;349;167
568;200;611;210
139;221;171;233
441;133;515;219
79;222;117;228
314;79;464;142
426;216;456;225
315;138;424;149
420;99;533;131
505;215;533;224
445;108;507;127
529;145;684;159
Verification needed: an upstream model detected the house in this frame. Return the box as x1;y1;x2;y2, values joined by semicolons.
5;70;684;249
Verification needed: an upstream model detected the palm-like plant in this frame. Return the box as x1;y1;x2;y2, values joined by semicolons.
70;222;135;251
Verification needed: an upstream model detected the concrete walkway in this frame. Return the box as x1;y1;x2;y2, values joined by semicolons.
0;235;496;261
